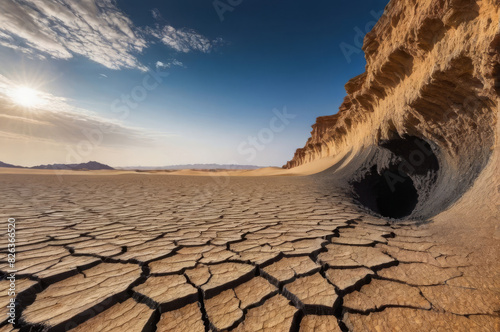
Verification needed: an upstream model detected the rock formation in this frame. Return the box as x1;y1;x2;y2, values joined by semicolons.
285;0;500;220
1;1;499;332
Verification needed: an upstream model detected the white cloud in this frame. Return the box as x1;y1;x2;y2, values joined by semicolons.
155;59;185;69
172;59;184;66
151;8;162;20
145;22;223;54
0;0;147;70
148;8;220;53
0;2;225;70
159;26;214;53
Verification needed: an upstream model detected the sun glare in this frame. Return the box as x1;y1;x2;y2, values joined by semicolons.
11;86;42;108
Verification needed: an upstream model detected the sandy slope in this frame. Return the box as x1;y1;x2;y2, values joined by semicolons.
0;154;348;177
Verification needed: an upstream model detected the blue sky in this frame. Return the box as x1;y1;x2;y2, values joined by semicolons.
0;0;388;167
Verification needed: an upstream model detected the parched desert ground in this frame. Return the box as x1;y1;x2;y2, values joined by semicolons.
0;172;499;332
2;0;499;330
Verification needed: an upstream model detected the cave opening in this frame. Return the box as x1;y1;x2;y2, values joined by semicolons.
352;135;438;219
353;166;419;219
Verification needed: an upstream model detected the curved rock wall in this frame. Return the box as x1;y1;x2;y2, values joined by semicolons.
286;0;500;219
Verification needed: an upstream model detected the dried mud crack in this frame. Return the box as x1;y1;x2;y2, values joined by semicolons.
0;175;499;332
1;0;500;330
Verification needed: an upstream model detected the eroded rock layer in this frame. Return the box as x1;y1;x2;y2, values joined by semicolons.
285;0;500;220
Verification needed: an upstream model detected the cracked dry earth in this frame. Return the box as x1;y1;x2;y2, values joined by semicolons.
0;174;499;332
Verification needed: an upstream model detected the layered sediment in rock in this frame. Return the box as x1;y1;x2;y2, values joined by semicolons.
285;0;500;220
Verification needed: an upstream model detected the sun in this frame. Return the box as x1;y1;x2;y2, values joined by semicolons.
11;86;42;108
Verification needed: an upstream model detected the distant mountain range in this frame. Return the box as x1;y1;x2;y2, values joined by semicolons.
118;164;262;170
0;161;263;171
0;161;24;168
0;161;23;168
0;161;114;170
31;161;114;170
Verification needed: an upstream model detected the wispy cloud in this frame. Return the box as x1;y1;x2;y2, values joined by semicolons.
0;2;225;71
0;74;170;150
156;26;216;53
0;0;147;70
155;59;185;69
148;8;224;53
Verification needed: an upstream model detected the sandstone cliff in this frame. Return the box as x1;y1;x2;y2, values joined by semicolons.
286;0;500;220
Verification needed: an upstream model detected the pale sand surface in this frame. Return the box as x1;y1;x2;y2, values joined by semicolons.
0;166;498;331
0;152;347;177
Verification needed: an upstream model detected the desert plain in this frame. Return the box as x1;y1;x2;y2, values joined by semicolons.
0;163;499;331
